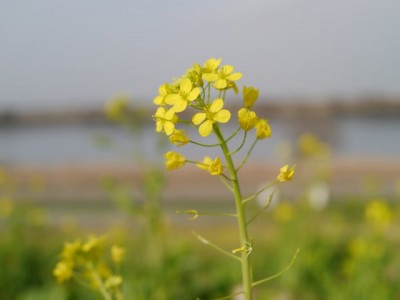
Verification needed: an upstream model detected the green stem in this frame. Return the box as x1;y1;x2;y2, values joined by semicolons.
214;125;253;300
87;263;112;300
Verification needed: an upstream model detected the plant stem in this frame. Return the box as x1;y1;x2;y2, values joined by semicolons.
214;125;253;300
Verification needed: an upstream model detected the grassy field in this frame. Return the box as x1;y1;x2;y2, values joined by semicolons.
1;191;400;300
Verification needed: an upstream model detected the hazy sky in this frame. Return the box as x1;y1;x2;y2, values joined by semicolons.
1;0;399;111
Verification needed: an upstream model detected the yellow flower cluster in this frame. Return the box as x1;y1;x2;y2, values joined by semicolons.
53;235;125;298
152;58;273;176
365;199;393;232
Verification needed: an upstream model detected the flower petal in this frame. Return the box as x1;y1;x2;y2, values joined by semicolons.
222;65;234;74
214;79;227;89
180;78;192;94
165;94;181;105
209;98;224;113
202;73;219;82
187;87;200;101
226;72;243;81
199;120;213;137
214;110;231;123
164;122;175;135
192;112;206;125
173;100;187;112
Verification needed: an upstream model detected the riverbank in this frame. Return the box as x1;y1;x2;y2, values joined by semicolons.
6;156;400;203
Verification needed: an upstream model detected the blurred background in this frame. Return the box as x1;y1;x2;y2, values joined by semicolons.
1;1;400;299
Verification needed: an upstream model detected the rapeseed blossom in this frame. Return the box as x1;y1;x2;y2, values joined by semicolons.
192;98;231;137
164;151;186;170
169;129;190;146
153;107;178;136
243;86;259;108
255;118;271;139
277;165;295;182
111;245;125;263
238;108;258;131
153;83;171;106
202;64;242;90
166;78;200;112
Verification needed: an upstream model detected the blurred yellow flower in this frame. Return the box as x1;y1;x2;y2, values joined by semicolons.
169;129;190;146
82;236;105;260
62;239;82;261
153;107;178;136
238;108;258;131
365;199;393;231
165;78;200;112
243;86;259;108
298;133;330;157
273;202;295;223
164;151;186;170
277;164;295;182
202;64;242;90
53;261;74;283
255;118;271;139
105;95;129;120
111;245;126;264
192;98;231;137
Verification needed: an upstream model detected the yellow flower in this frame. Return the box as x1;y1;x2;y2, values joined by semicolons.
165;78;200;112
202;58;221;74
365;199;392;231
208;157;223;175
153;107;178;136
192;98;231;137
243;86;259;108
186;64;203;86
111;245;125;264
197;156;213;171
62;239;82;261
255;118;271;139
169;129;190;146
164;151;186;170
153;83;171;106
105;95;129;120
197;156;223;175
202;64;242;89
298;133;330;157
53;261;74;283
82;236;105;261
238;108;258;131
277;164;295;182
274;202;295;223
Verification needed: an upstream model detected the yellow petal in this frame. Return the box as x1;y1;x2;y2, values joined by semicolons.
192;112;206;125
214;79;227;89
222;65;234;74
173;100;187;112
164;122;175;135
199;120;213;137
180;78;193;94
165;94;180;105
153;95;165;105
226;72;243;81
209;98;224;113
202;73;219;82
214;110;231;123
187;87;200;101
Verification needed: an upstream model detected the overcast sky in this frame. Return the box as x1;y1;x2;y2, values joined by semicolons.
1;0;399;111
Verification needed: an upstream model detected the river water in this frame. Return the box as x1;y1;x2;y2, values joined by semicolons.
0;116;399;166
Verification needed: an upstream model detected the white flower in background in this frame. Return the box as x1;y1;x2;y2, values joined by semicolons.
308;181;330;211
